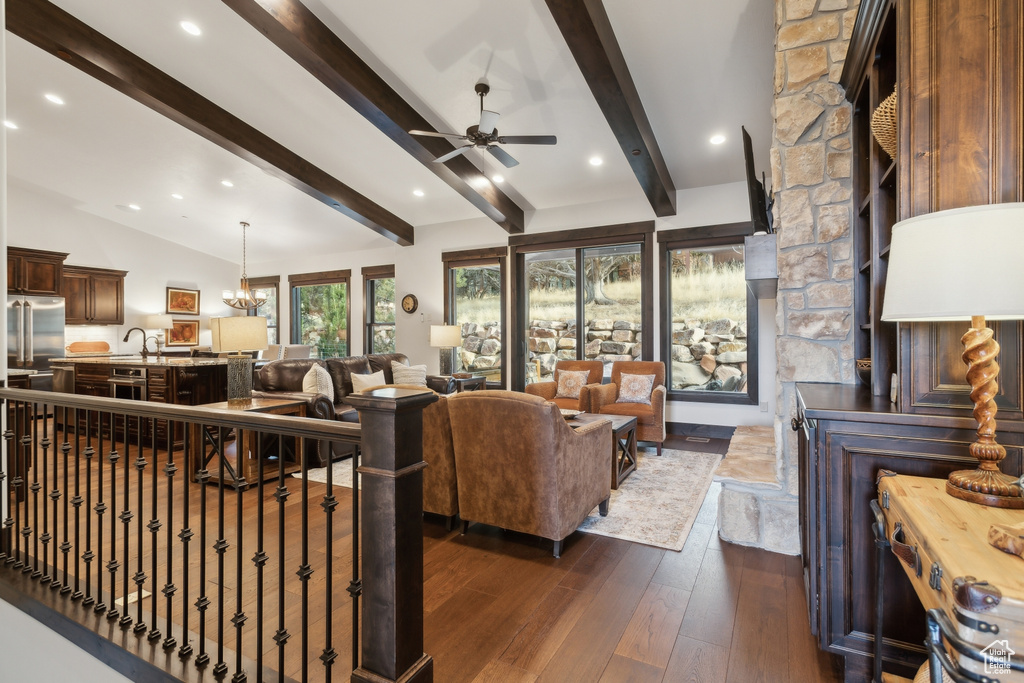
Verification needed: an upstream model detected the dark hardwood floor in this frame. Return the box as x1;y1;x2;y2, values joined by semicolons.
418;434;843;682
3;425;843;682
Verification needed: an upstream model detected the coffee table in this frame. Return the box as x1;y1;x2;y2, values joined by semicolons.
568;413;638;489
190;397;306;490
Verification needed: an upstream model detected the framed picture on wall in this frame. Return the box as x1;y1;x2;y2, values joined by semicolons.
166;287;200;315
166;320;199;347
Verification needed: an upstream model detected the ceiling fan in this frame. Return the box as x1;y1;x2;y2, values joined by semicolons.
409;83;556;168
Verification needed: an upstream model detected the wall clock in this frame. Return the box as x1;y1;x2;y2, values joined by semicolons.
401;294;418;313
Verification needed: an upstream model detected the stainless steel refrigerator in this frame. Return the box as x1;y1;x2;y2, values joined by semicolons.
7;295;66;391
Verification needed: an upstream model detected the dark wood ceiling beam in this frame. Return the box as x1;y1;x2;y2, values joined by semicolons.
221;0;526;234
6;0;414;245
545;0;676;217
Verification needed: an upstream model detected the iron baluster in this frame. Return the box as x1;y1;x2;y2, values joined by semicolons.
107;413;121;621
40;402;53;584
351;445;361;673
195;421;211;670
179;419;194;659
253;428;267;681
275;427;290;678
81;411;95;606
59;407;72;594
213;425;229;679
1;412;12;563
119;415;133;629
28;410;40;577
163;418;178;651
321;435;338;680
93;410;107;613
148;419;162;644
300;432;311;683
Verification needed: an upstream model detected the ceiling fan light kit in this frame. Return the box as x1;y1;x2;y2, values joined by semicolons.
409;82;557;169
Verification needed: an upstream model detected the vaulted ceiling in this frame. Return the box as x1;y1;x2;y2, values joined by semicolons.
3;0;774;264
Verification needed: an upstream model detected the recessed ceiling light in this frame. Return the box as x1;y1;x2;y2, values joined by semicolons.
412;189;425;197
4;120;18;130
128;204;141;211
171;193;183;200
44;93;65;105
710;134;726;145
221;180;234;187
492;174;505;184
589;156;603;166
180;21;201;36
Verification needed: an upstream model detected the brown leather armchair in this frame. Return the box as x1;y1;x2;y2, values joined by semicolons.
590;360;667;455
361;384;458;529
447;390;611;557
524;360;604;412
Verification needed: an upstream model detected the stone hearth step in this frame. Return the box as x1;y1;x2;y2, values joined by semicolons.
713;425;780;490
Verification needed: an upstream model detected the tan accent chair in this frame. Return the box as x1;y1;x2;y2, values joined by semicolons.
281;344;312;359
524;360;604;412
590;360;667;456
361;384;458;529
447;390;611;557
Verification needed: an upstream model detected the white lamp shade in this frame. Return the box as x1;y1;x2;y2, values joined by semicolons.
429;324;462;348
210;316;269;352
148;314;175;329
881;203;1024;322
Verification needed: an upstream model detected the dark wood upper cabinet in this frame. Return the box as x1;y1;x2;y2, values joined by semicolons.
63;265;127;325
7;246;68;296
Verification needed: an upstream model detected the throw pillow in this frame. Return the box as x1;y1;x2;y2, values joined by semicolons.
391;360;428;386
616;373;655;404
350;369;386;393
302;364;334;399
555;369;590;399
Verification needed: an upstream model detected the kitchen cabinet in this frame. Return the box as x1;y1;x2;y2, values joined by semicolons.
63;265;127;325
796;383;1024;681
7;246;67;296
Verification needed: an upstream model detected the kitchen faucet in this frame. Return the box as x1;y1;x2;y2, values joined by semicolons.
122;327;151;358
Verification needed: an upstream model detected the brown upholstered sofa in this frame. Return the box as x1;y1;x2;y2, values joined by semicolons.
447;390;612;557
252;352;409;465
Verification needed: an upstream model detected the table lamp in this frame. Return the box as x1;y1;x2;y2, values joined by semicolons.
147;314;175;357
881;202;1024;508
210;316;269;405
429;324;462;376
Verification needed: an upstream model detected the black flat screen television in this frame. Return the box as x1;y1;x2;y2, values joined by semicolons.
742;126;772;234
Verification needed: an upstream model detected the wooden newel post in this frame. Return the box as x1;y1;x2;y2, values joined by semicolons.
345;387;437;683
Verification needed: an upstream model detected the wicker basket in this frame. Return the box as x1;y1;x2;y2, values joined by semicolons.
871;88;898;159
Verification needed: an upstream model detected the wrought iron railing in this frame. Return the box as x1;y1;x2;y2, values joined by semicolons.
0;387;431;683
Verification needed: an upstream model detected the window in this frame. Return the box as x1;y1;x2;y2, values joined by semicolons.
658;223;758;405
247;275;280;344
363;265;395;354
289;269;350;358
510;222;654;389
443;247;506;388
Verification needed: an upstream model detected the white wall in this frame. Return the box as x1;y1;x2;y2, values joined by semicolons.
7;182;239;351
251;180;776;428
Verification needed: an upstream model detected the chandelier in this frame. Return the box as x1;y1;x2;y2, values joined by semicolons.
222;221;267;311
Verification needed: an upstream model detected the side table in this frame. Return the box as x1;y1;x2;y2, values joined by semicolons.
190;397;307;490
876;473;1024;681
426;375;486;394
569;413;637;490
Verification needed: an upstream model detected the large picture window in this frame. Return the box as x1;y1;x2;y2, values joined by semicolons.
443;247;506;388
659;224;758;405
363;264;395;354
289;269;350;358
511;222;654;390
247;275;280;344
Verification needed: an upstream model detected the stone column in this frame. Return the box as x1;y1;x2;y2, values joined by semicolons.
719;0;860;553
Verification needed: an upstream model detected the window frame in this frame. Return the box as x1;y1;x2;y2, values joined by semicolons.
247;275;280;344
442;246;507;389
509;222;654;391
657;222;759;406
362;264;396;355
288;269;351;356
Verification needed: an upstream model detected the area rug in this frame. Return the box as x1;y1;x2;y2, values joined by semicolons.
298;447;721;552
576;447;722;552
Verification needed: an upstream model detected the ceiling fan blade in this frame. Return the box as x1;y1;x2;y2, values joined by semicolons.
478;110;500;136
487;145;519;168
497;135;557;145
409;129;467;139
433;145;474;164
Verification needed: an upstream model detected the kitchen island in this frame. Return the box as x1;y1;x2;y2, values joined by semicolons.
51;356;230;448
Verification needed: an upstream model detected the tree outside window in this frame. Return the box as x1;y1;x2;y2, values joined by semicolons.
290;270;350;358
364;266;395;354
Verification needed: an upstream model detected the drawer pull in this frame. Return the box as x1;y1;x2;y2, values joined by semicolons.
891;522;921;577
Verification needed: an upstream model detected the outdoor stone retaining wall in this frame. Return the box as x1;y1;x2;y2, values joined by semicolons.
671;318;748;391
716;0;860;556
526;319;641;380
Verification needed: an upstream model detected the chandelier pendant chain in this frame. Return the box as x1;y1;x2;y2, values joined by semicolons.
223;220;266;311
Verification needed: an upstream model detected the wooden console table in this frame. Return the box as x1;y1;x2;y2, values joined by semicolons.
570;413;637;489
876;474;1024;681
190;397;306;490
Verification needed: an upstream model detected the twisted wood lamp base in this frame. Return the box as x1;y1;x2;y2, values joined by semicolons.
945;316;1024;508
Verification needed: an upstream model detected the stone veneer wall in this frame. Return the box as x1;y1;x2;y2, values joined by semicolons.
717;0;860;553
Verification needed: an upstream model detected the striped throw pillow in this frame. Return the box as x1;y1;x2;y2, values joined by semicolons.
391;361;428;386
